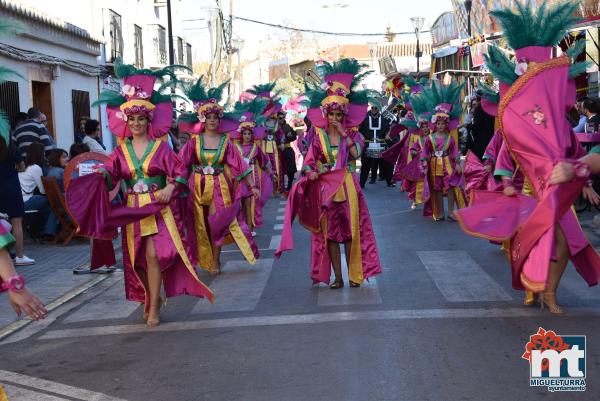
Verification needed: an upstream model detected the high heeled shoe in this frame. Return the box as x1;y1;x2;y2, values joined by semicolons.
523;290;537;306
329;280;344;289
146;306;161;327
349;281;360;288
539;291;564;314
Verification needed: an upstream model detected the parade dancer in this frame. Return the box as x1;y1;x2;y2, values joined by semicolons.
66;61;214;327
246;83;285;195
178;77;260;275
230;98;276;235
417;81;467;221
276;58;382;288
456;1;600;314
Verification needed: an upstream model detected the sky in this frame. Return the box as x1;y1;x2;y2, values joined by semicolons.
182;0;454;61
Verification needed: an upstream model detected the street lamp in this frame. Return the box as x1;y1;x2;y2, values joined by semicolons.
367;42;377;69
322;2;349;60
410;16;425;74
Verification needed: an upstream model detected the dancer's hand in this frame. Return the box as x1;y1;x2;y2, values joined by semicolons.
308;171;319;181
9;289;47;321
484;164;492;173
156;183;175;203
549;162;574;184
252;187;261;199
583;186;600;206
330;121;344;136
503;185;516;197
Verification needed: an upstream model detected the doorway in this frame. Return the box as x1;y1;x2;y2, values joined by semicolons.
32;81;54;140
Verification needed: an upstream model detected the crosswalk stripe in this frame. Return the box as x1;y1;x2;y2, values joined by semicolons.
417;250;512;302
317;252;382;306
275;215;284;221
2;383;67;401
191;259;274;314
63;272;139;323
273;223;283;231
268;235;281;250
277;207;285;213
0;370;127;401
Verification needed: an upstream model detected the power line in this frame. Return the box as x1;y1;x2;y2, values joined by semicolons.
232;15;430;37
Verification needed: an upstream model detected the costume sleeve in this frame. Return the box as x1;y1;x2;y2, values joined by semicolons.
225;141;252;181
449;136;460;160
177;136;198;167
349;130;364;158
256;147;272;174
301;137;321;174
567;131;587;159
420;136;432;161
98;150;121;191
482;131;501;163
494;142;515;178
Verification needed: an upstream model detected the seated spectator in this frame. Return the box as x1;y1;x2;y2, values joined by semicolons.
18;142;57;239
82;119;107;154
573;99;587;133
13;107;55;159
68;143;91;180
46;148;68;193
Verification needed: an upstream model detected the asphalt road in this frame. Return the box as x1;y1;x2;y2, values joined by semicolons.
1;181;600;401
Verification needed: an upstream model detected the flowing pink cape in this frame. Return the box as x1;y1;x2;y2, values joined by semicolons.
463;150;500;196
457;57;600;290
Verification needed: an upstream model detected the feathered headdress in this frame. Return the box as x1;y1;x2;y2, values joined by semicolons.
0;20;25;144
229;97;270;140
409;79;464;130
178;76;240;134
245;82;282;116
92;59;188;140
302;58;379;129
486;1;587;84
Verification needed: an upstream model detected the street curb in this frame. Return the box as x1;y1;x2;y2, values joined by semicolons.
0;269;110;342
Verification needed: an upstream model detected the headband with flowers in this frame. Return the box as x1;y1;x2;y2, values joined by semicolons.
92;58;188;140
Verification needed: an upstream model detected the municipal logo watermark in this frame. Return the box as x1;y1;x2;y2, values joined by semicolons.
522;327;586;392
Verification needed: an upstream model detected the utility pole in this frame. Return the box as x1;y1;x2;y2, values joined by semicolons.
210;0;223;87
167;0;174;65
226;0;234;105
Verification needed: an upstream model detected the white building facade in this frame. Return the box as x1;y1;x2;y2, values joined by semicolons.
0;0;196;151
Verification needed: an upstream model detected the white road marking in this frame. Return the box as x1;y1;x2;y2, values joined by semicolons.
38;306;599;340
2;384;67;401
192;259;274;314
277;207;285;213
273;223;283;231
275;215;284;221
417;250;513;302
318;252;382;306
0;370;128;401
63;272;139;323
560;266;600;300
268;235;281;250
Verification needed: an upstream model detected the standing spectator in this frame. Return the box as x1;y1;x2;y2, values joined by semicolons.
18;142;56;239
46;148;68;193
81;119;107;154
75;116;89;143
0;132;35;266
12;107;55;159
359;105;391;187
572;99;587;133
465;96;495;161
581;97;600;131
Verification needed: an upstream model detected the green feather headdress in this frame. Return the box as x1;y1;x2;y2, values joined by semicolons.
302;58;380;110
409;80;464;122
486;1;587;83
233;97;270;128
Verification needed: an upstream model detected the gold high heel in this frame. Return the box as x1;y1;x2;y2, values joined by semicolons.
146;306;161;327
539;291;564;314
523;290;538;306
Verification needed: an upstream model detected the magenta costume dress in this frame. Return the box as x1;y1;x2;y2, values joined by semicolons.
276;128;381;284
456;50;600;292
178;134;258;270
235;141;273;228
68;140;214;304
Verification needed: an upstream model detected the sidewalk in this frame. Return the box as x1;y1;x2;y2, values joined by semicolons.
0;235;121;336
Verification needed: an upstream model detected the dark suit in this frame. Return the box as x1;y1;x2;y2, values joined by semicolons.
359;113;391;187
